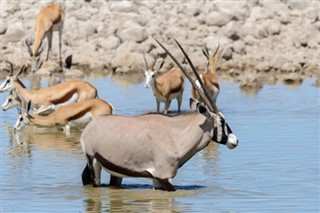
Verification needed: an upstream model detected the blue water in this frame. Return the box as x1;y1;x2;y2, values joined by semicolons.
0;75;319;212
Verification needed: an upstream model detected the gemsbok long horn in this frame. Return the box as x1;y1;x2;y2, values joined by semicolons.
173;39;218;112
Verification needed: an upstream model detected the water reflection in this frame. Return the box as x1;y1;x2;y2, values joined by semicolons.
3;123;81;158
110;72;145;88
82;187;194;213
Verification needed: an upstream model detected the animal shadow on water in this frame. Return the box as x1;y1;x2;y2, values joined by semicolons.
96;183;205;191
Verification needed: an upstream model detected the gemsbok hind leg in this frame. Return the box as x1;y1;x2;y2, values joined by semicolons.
92;158;102;187
85;155;101;187
109;175;123;187
153;178;175;191
82;164;91;185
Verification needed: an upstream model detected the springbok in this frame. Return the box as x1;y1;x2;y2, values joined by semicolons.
192;44;221;105
144;54;184;114
14;99;114;135
2;90;21;111
0;63;97;115
26;3;65;72
80;38;238;191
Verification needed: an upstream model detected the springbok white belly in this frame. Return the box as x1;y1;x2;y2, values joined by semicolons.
69;112;93;128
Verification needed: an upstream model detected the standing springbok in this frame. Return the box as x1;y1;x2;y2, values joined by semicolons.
144;54;184;114
80;38;238;191
192;44;221;105
14;99;114;135
0;63;97;115
26;3;65;72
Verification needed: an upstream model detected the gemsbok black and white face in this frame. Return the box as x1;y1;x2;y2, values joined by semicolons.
190;99;238;149
80;38;238;191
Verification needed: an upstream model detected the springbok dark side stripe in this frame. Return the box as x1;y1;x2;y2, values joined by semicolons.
95;153;153;178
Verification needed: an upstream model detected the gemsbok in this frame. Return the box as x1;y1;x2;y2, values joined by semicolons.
192;43;221;105
144;54;184;114
0;63;97;115
80;38;238;191
14;99;114;135
26;3;65;72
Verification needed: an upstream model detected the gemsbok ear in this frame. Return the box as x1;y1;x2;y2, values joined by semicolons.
190;98;211;118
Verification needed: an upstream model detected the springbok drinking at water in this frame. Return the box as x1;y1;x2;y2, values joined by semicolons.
14;99;114;135
0;63;97;115
80;38;238;191
26;3;65;72
144;54;184;114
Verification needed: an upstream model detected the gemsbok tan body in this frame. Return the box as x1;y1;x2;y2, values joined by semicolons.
14;99;114;135
26;3;65;72
80;39;238;191
192;44;221;105
0;63;97;115
144;54;184;114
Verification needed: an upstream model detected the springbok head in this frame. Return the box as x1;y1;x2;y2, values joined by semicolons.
14;101;32;132
0;62;25;92
202;43;220;72
26;39;43;72
144;54;165;88
2;90;21;111
154;38;238;149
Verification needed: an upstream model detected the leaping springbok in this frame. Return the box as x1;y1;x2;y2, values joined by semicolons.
26;3;65;72
14;99;114;135
80;38;238;191
144;54;184;114
0;63;97;115
192;43;221;106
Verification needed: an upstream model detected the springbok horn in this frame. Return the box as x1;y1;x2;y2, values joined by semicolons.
151;54;160;71
156;59;165;73
202;46;209;60
173;39;218;113
25;39;33;56
143;54;149;70
7;61;14;76
153;37;215;112
212;42;220;57
202;46;210;72
36;47;43;57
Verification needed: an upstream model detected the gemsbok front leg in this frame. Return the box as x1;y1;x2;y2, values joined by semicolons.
80;38;238;191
